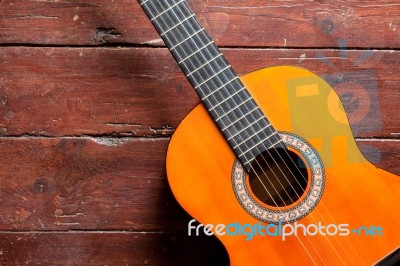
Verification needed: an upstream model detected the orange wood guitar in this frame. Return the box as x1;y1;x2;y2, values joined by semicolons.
138;0;400;265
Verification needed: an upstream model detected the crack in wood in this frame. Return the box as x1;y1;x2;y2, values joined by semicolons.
91;137;133;146
12;15;59;19
94;28;122;45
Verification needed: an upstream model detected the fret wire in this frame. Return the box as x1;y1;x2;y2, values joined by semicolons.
170;28;205;50
142;1;205;68
140;1;177;51
161;5;230;85
220;99;257;131
200;77;240;101
185;53;222;77
147;0;237;117
143;0;200;69
151;2;228;98
140;0;150;6
177;45;221;77
178;41;215;65
158;21;197;51
203;68;244;105
233;130;278;154
233;124;274;149
240;156;253;167
150;0;185;21
172;31;216;69
140;0;283;166
239;137;268;158
147;4;204;51
160;14;195;36
209;87;249;112
226;108;262;141
225;116;264;140
187;59;233;92
166;4;278;159
144;0;233;103
152;1;241;122
194;65;231;89
241;140;282;166
217;100;259;123
161;2;193;35
159;3;236;100
147;0;234;101
155;3;238;105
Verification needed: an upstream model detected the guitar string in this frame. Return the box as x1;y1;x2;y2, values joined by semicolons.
267;125;361;263
146;0;302;213
140;1;325;265
140;0;328;264
139;0;351;264
272;146;355;265
142;1;353;265
162;2;361;264
154;1;350;264
318;203;365;265
158;2;343;264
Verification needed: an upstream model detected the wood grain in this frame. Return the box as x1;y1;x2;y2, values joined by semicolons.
0;232;229;265
0;138;398;231
0;0;398;264
0;47;398;138
0;138;186;231
0;0;399;48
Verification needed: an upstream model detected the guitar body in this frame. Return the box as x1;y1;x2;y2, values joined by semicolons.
166;66;400;265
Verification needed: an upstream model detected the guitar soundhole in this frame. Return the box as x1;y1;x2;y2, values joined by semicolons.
249;148;309;208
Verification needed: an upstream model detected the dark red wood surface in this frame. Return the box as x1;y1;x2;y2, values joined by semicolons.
0;0;398;264
1;0;399;48
0;47;398;138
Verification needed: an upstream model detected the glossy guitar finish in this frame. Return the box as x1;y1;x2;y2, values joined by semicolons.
166;66;400;265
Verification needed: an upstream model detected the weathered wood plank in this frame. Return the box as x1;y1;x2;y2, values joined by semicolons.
0;0;399;48
358;139;400;172
0;138;189;231
0;47;398;138
0;138;397;231
0;232;229;265
0;1;397;265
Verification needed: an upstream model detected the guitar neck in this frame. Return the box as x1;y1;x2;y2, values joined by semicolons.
139;0;284;171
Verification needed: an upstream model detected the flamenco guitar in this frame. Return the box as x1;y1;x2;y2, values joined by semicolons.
138;0;400;265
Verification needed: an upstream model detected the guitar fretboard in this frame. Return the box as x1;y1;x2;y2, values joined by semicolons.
139;0;284;171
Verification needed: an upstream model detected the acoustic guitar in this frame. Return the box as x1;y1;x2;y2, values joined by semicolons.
138;0;400;265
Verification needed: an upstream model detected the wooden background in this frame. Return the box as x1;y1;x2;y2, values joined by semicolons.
0;0;399;264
